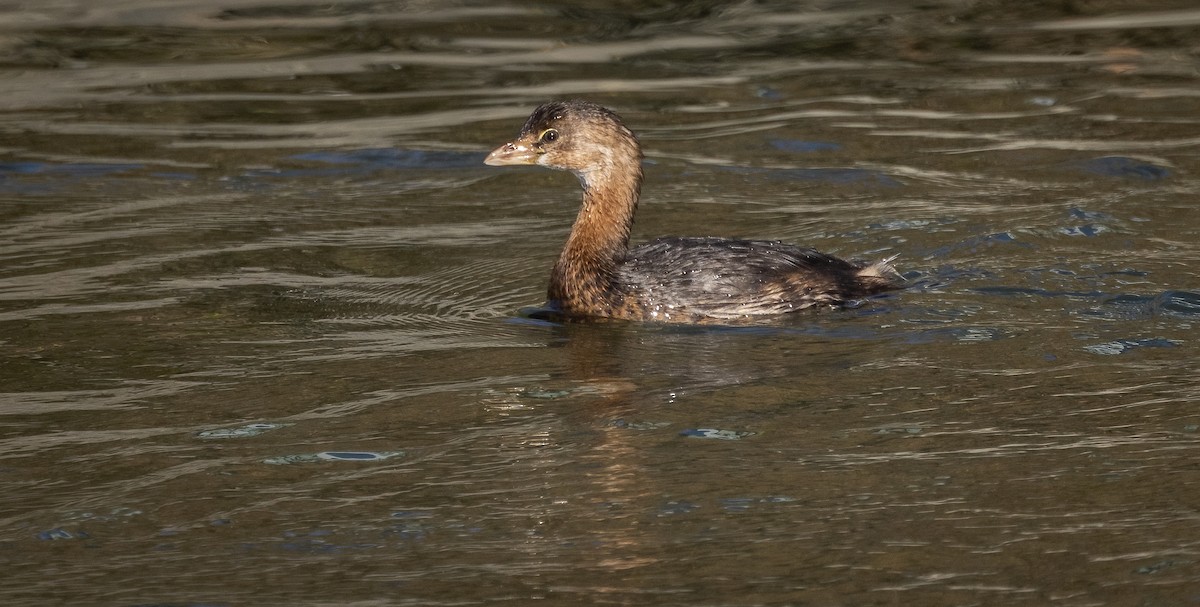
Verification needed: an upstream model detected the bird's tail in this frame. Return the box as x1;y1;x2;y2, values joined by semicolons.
856;254;903;292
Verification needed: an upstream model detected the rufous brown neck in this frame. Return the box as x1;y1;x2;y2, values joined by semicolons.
548;156;644;307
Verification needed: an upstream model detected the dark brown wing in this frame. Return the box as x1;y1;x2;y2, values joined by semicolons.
618;237;890;318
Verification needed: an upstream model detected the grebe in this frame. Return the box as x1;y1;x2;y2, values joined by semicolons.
485;100;899;323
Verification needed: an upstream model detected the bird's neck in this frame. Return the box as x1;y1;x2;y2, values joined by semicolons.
549;159;643;306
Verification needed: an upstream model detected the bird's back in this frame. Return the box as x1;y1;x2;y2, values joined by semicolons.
613;237;896;320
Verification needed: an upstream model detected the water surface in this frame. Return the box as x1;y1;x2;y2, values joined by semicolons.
2;1;1199;605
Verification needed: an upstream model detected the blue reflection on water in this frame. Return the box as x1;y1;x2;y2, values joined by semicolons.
1073;156;1170;180
293;148;481;170
769;138;842;153
0;161;143;194
238;148;483;180
717;163;900;186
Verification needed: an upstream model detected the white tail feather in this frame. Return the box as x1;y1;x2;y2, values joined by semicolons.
858;254;903;282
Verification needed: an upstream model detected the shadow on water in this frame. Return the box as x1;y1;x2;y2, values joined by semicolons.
1;0;1200;605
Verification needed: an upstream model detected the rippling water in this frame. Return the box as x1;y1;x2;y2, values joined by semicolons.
2;1;1199;605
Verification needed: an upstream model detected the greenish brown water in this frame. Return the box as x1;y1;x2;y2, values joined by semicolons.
2;1;1199;605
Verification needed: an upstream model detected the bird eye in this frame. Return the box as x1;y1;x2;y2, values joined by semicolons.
540;128;559;143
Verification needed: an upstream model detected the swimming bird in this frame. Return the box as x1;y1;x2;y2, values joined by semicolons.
485;101;899;322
